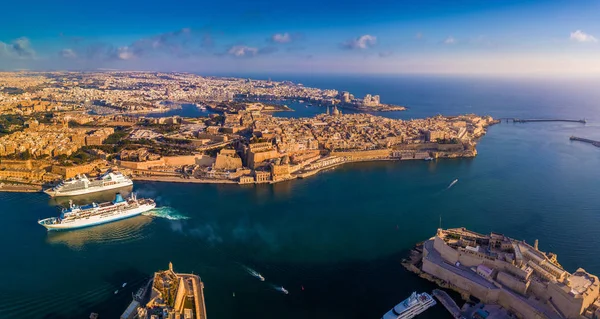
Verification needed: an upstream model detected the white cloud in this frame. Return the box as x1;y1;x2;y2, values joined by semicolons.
60;48;77;59
570;30;597;43
342;35;377;49
117;46;135;60
444;36;456;45
271;33;292;44
227;45;258;57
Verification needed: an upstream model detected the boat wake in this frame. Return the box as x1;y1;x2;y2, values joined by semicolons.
242;265;265;281
143;207;189;220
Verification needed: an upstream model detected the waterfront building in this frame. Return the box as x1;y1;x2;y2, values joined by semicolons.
420;228;600;319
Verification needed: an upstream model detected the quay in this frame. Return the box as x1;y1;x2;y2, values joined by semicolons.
570;136;600;147
512;118;586;124
432;289;462;319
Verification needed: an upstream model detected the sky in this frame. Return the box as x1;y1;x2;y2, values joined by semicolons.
1;0;599;76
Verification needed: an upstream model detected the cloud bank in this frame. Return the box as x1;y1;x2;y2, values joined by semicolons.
0;37;36;59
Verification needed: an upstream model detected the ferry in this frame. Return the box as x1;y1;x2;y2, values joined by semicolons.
38;193;156;231
44;172;133;197
382;292;436;319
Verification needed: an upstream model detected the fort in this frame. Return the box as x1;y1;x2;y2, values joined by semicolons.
121;262;207;319
404;228;600;319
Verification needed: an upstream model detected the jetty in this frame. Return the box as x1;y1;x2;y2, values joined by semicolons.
570;136;600;148
512;118;586;124
432;289;462;319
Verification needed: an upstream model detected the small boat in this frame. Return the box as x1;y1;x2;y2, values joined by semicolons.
447;179;459;189
114;290;119;294
122;282;127;288
424;157;434;161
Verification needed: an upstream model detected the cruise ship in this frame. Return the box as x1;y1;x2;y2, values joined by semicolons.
44;172;133;197
38;193;156;231
382;292;436;319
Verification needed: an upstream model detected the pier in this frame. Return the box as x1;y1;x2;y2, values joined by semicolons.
570;136;600;148
432;289;462;319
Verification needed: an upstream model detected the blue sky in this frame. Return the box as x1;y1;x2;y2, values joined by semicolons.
1;0;599;75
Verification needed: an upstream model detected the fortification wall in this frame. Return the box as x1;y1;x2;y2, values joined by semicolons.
163;155;199;166
433;236;460;264
497;271;529;296
331;149;391;159
497;290;547;319
422;257;500;302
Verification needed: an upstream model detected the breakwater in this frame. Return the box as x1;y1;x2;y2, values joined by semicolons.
512;118;586;124
570;136;600;147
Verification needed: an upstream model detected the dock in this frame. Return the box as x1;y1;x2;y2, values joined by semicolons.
513;118;586;124
432;289;462;319
570;136;600;148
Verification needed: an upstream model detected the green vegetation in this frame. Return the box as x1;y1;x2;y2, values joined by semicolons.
205;115;224;126
103;130;129;144
34;113;54;124
436;137;460;144
446;233;461;240
55;148;101;166
140;121;181;134
1;87;25;95
0;115;25;135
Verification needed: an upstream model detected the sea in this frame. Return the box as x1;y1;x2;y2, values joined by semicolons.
1;75;600;319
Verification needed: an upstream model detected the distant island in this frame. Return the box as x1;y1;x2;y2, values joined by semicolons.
0;71;495;190
403;227;600;319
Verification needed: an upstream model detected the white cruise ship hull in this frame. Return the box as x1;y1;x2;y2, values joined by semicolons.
45;180;134;197
39;203;155;231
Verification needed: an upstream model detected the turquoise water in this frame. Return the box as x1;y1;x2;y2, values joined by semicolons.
1;76;600;318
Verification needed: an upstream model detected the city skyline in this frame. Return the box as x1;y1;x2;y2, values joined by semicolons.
2;0;600;76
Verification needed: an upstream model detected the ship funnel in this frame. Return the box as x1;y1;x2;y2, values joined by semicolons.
114;193;125;204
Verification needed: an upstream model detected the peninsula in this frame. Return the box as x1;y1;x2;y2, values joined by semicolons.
403;228;600;319
0;71;495;189
121;262;207;319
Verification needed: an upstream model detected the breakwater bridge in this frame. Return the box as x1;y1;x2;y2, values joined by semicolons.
432;289;462;319
570;136;600;148
499;118;587;124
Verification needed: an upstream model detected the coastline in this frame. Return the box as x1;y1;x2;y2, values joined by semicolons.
131;154;473;186
0;183;42;193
